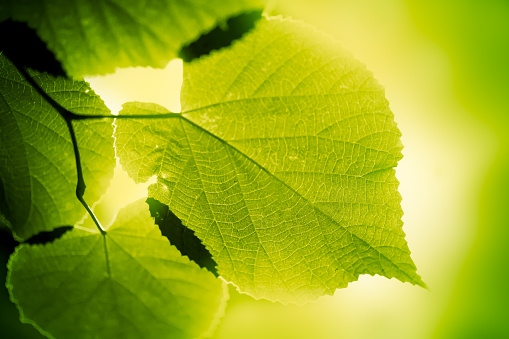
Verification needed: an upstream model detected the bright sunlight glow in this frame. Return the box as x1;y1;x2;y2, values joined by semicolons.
81;60;183;230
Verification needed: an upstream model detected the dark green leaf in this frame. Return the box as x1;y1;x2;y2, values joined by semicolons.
179;10;263;62
0;20;65;77
1;0;265;77
147;197;218;276
0;53;115;241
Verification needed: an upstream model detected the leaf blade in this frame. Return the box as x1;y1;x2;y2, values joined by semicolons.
116;17;424;304
3;0;265;77
7;200;227;339
0;53;115;241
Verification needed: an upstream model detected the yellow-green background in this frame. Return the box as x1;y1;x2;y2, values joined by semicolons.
4;0;509;338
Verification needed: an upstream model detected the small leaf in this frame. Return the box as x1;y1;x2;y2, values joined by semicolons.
147;197;218;276
0;53;115;241
7;200;227;339
116;17;424;304
2;0;265;77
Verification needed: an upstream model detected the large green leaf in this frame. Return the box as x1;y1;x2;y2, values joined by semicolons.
115;17;424;304
0;53;115;241
7;199;227;339
1;0;265;77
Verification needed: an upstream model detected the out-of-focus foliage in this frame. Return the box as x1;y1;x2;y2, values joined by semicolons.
405;1;509;338
0;0;265;77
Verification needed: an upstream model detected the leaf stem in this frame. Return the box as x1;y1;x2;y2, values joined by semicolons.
11;60;181;235
11;61;106;235
65;118;106;235
71;113;182;120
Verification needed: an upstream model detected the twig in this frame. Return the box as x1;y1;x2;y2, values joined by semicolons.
12;62;106;235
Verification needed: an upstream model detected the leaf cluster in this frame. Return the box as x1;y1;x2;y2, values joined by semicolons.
0;1;424;338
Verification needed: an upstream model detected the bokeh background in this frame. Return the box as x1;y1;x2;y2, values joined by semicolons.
2;0;508;338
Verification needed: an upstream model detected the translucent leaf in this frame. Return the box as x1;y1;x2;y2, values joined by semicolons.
7;200;227;339
1;0;265;77
115;17;424;304
0;53;115;241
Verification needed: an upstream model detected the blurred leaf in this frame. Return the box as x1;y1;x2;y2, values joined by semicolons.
434;147;509;339
0;53;115;241
115;17;424;304
7;199;228;339
1;0;265;77
406;0;509;125
403;1;509;337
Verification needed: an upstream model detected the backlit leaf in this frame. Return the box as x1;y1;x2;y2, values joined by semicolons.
1;0;265;77
7;199;227;339
0;53;115;241
115;17;424;304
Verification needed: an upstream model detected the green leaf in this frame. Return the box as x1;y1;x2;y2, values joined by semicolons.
115;17;424;304
1;0;265;77
0;53;115;241
7;199;227;339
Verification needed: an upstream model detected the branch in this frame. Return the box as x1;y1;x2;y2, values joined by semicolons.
11;61;181;235
65;118;107;235
71;112;182;120
12;67;179;121
11;62;106;235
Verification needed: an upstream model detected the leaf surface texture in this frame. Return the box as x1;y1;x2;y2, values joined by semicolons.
0;53;115;240
1;0;265;77
115;17;424;303
7;200;227;339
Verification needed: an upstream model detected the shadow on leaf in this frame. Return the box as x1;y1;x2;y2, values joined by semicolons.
146;198;218;276
0;19;66;77
24;226;73;246
179;10;263;62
